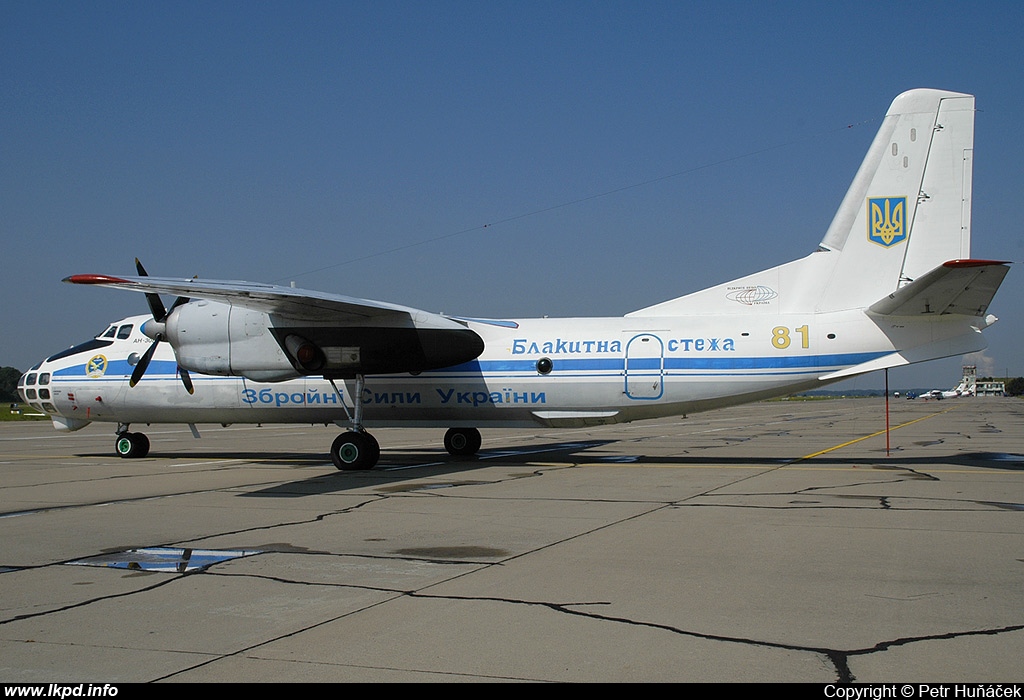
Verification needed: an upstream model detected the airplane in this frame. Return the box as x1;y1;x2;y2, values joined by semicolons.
924;379;975;400
922;364;980;400
18;88;1010;471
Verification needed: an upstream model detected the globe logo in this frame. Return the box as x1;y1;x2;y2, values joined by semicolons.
726;286;778;305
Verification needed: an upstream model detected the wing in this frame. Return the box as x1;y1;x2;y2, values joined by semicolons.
64;273;458;327
64;273;485;379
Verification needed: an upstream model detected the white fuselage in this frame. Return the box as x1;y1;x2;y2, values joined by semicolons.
23;307;975;433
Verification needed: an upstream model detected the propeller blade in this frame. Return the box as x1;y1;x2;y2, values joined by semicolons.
179;367;194;395
168;295;190;313
132;258;195;394
135;259;168;320
130;340;159;387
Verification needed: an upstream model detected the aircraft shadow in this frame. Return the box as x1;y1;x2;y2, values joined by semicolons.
241;439;616;497
71;442;1020;499
603;451;1024;471
242;446;1022;498
74;450;329;469
798;451;1024;471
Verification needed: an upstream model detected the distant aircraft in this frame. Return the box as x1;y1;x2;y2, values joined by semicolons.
925;373;977;400
18;89;1009;470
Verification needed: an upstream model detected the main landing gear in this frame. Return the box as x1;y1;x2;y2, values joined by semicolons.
443;427;481;456
330;430;380;471
328;375;482;471
330;426;482;471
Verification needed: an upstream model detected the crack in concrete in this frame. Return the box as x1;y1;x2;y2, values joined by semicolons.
11;548;1021;684
5;424;1020;682
396;590;1024;683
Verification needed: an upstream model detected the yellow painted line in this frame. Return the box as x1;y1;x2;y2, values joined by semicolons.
571;463;764;470
790;404;959;463
565;404;977;471
568;462;1019;476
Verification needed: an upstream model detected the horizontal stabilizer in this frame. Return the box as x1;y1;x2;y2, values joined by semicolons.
820;313;996;381
868;260;1009;317
818;352;907;381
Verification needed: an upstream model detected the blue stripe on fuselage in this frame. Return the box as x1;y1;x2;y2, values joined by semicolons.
51;359;180;377
48;351;889;382
426;351;888;375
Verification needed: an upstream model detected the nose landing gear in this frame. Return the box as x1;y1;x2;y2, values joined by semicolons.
115;425;150;459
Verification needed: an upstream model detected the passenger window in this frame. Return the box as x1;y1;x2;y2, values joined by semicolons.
39;373;50;385
117;325;133;339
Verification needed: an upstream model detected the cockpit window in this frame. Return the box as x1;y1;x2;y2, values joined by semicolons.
26;374;36;386
102;326;117;338
117;324;133;339
39;373;50;385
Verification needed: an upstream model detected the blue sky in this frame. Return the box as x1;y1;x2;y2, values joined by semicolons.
2;1;1022;390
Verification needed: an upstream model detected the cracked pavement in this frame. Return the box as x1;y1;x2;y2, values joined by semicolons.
1;398;1022;682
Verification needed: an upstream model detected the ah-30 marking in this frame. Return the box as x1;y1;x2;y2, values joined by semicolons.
18;89;1009;470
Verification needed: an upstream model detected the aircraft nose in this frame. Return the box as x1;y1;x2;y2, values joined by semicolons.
16;361;56;414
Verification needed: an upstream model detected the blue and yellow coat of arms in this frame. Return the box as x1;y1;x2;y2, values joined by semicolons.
86;355;107;378
867;197;907;247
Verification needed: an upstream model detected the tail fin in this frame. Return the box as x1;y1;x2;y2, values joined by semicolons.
814;88;975;312
629;89;977;318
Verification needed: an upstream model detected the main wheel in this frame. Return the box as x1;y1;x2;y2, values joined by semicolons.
115;432;150;459
331;431;380;471
444;427;481;457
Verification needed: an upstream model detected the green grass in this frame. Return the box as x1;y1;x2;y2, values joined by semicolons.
1;404;50;421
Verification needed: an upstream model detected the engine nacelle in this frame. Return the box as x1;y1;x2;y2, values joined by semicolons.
166;301;301;381
163;299;485;380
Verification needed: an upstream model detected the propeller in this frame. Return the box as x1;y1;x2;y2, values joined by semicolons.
130;258;194;394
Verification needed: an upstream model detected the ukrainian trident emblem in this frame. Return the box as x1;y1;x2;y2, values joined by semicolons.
867;197;907;247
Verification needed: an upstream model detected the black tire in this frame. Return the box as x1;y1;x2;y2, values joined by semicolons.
444;427;481;457
115;432;150;459
331;431;380;471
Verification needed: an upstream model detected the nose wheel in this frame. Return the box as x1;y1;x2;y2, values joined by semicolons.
116;429;150;459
